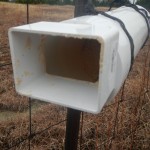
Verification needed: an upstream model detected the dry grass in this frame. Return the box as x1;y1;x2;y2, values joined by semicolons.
0;2;150;150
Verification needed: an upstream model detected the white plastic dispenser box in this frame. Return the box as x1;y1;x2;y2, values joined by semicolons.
9;6;149;113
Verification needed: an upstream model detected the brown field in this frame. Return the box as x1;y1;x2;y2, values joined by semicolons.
0;2;150;150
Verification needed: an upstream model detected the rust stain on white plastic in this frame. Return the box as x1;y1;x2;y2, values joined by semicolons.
15;59;20;68
16;78;22;86
24;71;32;77
25;36;31;50
99;43;104;74
39;35;47;65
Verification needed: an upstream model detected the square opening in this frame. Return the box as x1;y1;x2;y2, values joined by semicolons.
44;36;101;83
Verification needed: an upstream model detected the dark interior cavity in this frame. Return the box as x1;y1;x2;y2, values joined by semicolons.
44;36;100;83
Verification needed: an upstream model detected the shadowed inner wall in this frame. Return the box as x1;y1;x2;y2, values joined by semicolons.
44;36;100;83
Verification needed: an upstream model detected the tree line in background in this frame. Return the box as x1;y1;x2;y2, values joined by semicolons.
0;0;108;5
0;0;149;10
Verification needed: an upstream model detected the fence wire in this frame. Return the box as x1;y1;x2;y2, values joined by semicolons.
0;2;150;150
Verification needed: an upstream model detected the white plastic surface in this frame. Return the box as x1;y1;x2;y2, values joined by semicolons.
8;6;149;114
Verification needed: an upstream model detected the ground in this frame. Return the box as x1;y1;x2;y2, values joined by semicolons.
0;2;150;150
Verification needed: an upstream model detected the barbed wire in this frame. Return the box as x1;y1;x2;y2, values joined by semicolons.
108;80;126;149
0;63;12;68
79;112;84;150
6;119;66;150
